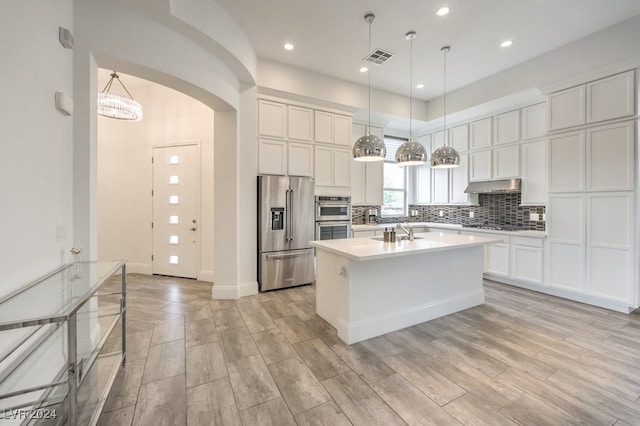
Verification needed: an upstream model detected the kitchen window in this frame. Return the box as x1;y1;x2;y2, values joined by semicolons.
382;136;407;216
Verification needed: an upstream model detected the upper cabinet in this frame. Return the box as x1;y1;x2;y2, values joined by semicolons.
494;110;520;145
314;111;352;146
351;123;384;205
470;117;492;149
287;105;313;142
258;100;287;138
521;103;546;140
450;124;469;152
548;70;635;132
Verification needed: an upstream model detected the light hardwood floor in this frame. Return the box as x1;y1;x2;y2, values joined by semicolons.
99;274;640;425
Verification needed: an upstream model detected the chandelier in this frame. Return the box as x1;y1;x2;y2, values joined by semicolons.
97;71;143;121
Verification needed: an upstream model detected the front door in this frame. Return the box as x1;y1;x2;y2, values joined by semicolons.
152;145;198;278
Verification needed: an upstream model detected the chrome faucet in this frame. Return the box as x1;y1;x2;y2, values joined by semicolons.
397;223;414;241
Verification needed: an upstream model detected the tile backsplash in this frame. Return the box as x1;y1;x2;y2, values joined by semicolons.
352;193;545;231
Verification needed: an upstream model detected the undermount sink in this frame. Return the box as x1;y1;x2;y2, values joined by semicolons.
370;235;423;241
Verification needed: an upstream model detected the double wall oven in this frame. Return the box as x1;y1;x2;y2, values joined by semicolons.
315;196;351;240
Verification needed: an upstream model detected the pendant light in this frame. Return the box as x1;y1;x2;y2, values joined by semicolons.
431;46;460;168
353;13;386;162
396;31;427;166
97;71;143;121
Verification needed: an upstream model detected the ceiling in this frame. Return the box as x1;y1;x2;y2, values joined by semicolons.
214;0;640;101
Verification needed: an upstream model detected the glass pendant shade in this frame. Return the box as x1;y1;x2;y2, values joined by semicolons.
431;146;460;168
395;140;427;166
353;132;386;161
97;72;143;121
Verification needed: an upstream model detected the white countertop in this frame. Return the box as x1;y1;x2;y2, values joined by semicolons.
311;232;503;261
351;222;546;238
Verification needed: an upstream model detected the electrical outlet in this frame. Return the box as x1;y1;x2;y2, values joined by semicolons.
469;211;474;218
56;226;66;242
529;213;539;221
541;214;546;221
439;210;444;217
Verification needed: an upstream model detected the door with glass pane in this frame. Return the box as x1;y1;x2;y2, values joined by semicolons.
152;145;198;278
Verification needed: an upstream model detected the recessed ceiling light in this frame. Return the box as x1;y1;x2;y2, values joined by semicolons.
359;66;369;73
436;6;450;16
416;83;424;89
500;40;513;48
284;42;294;50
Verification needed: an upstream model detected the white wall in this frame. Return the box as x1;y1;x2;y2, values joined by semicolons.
0;0;74;418
97;74;215;279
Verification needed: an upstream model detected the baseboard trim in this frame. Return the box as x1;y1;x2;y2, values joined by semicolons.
198;270;214;283
212;281;259;300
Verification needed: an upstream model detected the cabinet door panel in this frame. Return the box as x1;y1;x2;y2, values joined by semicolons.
258;100;287;138
522;103;546;140
547;195;585;291
494;110;520;145
493;145;520;179
288;143;314;177
432;129;447;149
314;111;333;144
351;160;365;204
333;149;351;187
314;146;333;186
450;124;469;152
333;115;352;146
432;168;449;203
415;164;431;203
485;243;509;277
469;150;492;181
521;141;546;205
548;86;585;131
287;105;313;141
511;245;543;284
586;121;634;191
258;139;287;175
548;242;584;291
470;118;492;149
365;161;383;204
450;153;468;204
586;71;635;123
548;131;585;192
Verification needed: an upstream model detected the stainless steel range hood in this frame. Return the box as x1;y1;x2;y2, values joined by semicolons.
464;178;521;194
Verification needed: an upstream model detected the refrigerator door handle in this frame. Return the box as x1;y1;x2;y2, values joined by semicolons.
285;189;291;241
289;189;295;242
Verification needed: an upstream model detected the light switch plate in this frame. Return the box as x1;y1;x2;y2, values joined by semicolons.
529;213;539;221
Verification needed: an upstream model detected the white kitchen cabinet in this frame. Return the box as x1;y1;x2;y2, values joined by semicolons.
547;194;585;292
432;129;448;149
287;105;313;142
450;124;469;152
586;121;635;191
548;130;585;193
587;192;634;303
521;103;546;140
450;153;469;204
485;241;510;277
258;100;287;138
520;140;547;205
258;138;287;175
470;117;492;149
288;142;314;177
432;168;449;204
314;111;352;145
494;110;520;145
510;236;544;285
493;145;520;179
414;134;432;204
352;230;376;238
333;114;353;146
548;85;586;131
469;149;492;181
586;70;635;123
315;146;351;187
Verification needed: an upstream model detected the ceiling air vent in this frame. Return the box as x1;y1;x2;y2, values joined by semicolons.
363;48;395;65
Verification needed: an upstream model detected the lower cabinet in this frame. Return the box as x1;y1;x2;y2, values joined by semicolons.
485;239;510;277
510;236;544;284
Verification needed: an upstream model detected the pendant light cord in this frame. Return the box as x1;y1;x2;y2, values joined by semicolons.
367;19;372;135
409;36;413;141
442;47;448;131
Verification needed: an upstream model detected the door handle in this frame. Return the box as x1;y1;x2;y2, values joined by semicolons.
190;227;197;231
289;189;294;241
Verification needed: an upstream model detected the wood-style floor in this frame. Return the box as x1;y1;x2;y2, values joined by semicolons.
98;274;640;425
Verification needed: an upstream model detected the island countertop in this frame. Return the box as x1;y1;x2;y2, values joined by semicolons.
311;232;502;261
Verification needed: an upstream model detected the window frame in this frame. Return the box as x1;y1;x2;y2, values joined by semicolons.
381;136;409;217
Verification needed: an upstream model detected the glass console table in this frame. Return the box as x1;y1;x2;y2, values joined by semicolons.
0;260;126;425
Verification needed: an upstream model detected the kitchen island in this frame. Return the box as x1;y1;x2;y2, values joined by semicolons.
311;232;501;344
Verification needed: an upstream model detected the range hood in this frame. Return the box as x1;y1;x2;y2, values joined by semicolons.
464;178;521;194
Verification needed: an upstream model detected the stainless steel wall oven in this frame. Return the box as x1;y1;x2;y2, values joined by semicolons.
314;196;351;241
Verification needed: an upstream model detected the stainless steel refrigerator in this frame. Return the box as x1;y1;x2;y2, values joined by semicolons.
258;176;315;291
